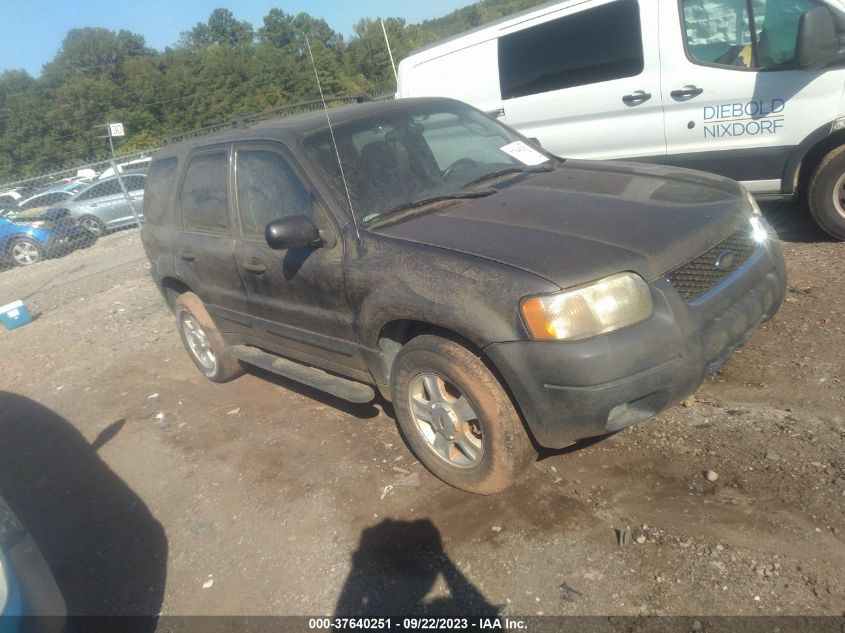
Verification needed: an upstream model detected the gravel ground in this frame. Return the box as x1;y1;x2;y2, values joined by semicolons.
0;203;842;621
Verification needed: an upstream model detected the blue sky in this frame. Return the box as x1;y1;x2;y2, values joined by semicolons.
0;0;472;76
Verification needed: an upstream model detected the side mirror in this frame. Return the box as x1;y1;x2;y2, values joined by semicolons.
265;215;321;250
527;137;543;149
795;6;837;69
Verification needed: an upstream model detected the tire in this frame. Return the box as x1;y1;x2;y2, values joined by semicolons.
807;145;845;240
390;335;535;494
9;237;43;267
174;292;243;383
78;215;106;238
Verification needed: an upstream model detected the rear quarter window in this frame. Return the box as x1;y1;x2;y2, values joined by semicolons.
144;157;178;225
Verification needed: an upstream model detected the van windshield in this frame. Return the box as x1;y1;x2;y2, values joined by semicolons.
302;101;555;226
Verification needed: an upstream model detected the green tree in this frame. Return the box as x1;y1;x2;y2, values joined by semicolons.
0;0;552;181
180;8;255;49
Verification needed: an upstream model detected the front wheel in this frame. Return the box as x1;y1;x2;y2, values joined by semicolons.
807;146;845;240
9;237;42;266
390;335;535;494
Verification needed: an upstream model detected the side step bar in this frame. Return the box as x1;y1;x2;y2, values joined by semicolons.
229;345;375;404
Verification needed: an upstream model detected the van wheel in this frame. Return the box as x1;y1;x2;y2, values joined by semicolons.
174;292;243;383
390;335;535;494
807;146;845;240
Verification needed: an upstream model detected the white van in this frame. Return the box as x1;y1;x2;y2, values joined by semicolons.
396;0;845;239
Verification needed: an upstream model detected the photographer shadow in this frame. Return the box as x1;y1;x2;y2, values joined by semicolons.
334;518;498;617
0;391;166;631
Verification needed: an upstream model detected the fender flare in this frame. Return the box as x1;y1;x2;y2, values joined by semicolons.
782;120;845;195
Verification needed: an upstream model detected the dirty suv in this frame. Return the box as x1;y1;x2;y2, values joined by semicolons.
141;97;787;494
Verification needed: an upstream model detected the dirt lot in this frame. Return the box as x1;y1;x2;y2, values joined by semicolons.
0;202;843;621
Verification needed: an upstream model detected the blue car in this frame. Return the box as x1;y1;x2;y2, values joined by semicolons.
0;210;95;267
0;496;65;633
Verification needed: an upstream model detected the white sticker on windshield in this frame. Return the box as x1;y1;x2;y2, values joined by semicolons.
499;141;549;166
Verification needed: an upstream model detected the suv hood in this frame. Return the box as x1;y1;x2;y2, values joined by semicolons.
374;160;750;288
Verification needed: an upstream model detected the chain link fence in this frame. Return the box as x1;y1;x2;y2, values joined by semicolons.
0;154;149;269
0;92;394;271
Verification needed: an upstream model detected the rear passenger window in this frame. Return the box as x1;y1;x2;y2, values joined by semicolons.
181;152;230;233
77;182;116;201
236;150;312;238
498;0;644;99
124;175;146;192
143;158;178;225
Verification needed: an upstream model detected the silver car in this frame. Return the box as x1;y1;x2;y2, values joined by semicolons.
60;174;145;236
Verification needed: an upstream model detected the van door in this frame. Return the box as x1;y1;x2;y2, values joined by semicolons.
660;0;844;192
232;142;364;373
498;0;666;161
175;145;253;337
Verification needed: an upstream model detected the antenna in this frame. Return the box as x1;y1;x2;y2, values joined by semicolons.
305;35;360;240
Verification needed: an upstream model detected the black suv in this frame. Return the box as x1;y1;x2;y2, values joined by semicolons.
141;97;786;494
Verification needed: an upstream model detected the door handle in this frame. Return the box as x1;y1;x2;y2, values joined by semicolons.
622;90;652;105
242;260;266;274
179;249;196;262
671;86;704;99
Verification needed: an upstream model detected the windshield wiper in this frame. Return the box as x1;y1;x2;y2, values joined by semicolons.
364;189;497;227
460;163;554;190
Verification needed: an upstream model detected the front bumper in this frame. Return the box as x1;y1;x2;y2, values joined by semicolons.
485;237;787;448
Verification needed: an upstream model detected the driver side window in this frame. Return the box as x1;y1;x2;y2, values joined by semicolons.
236;149;313;239
681;0;819;69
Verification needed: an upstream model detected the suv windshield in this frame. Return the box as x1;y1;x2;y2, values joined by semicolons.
302;101;555;225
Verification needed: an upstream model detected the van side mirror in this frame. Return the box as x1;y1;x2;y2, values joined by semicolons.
795;6;838;69
265;215;321;250
528;137;543;149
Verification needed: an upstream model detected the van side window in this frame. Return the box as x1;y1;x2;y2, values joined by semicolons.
681;0;820;68
144;157;178;225
498;0;644;100
181;152;230;233
235;150;313;238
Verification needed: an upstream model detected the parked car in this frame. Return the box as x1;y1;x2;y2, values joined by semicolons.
397;0;845;239
54;174;145;236
0;210;95;267
15;183;86;213
0;495;66;631
0;191;21;212
141;97;786;494
97;157;151;180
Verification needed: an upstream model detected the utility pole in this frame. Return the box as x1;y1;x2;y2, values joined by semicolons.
98;122;142;228
380;19;398;84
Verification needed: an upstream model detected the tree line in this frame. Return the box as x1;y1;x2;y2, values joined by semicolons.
0;0;542;181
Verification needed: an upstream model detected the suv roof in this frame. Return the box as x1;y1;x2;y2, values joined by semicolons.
153;98;445;160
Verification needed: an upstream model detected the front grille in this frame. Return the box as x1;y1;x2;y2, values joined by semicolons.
668;228;756;302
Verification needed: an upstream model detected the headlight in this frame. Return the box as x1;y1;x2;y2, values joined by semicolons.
0;555;8;615
25;221;46;228
749;215;769;242
520;272;653;341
